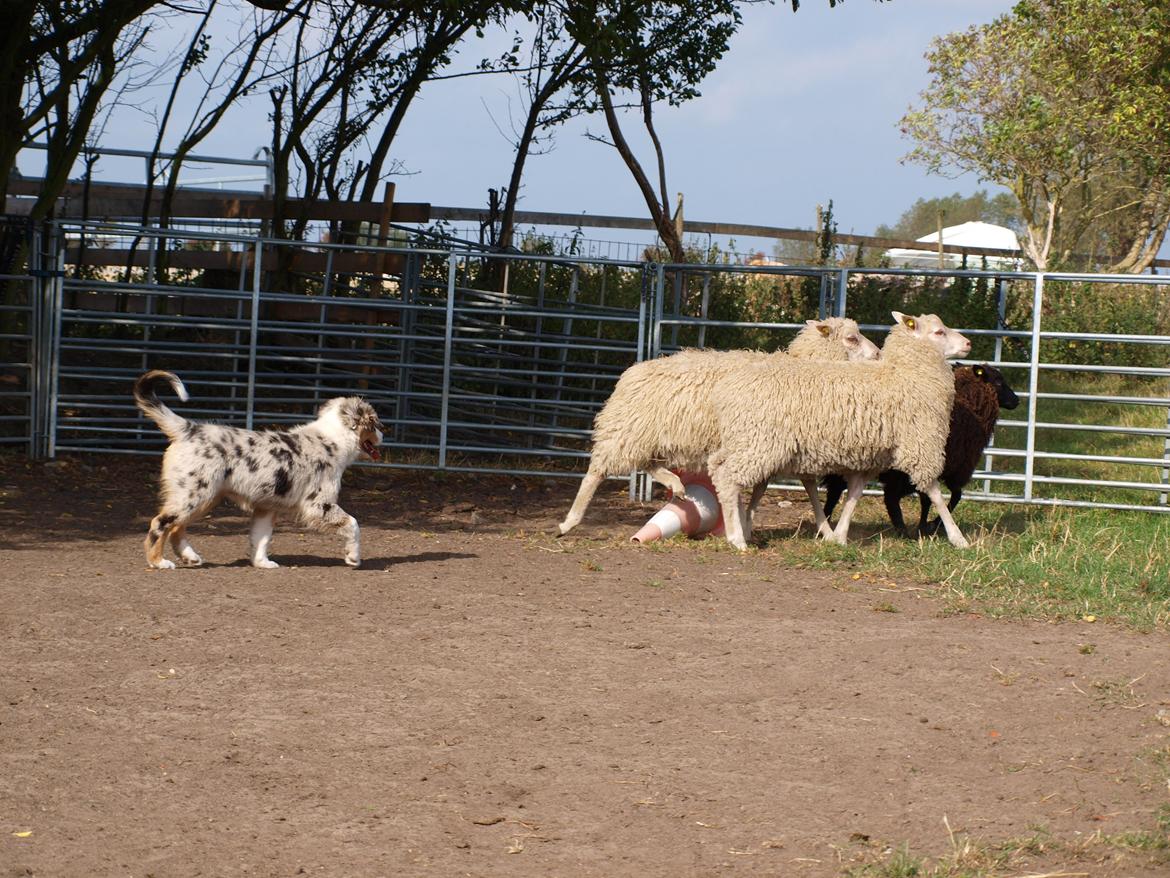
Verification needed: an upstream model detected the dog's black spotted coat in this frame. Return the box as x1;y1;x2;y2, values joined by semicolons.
134;370;383;569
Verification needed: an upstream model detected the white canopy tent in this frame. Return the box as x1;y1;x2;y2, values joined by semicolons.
885;221;1023;270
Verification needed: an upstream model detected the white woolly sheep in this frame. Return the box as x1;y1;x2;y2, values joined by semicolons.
706;312;972;550
821;363;1020;537
557;317;879;536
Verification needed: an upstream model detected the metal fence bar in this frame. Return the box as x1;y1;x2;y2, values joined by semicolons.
835;267;849;317
46;229;64;459
244;241;263;430
437;252;458;469
983;277;1010;495
1022;273;1045;502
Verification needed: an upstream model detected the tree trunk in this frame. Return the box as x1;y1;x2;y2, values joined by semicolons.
591;62;684;263
0;4;34;209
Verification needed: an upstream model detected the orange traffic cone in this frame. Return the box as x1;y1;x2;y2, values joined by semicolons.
631;470;725;543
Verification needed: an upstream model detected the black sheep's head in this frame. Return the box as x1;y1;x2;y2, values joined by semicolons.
972;364;1020;410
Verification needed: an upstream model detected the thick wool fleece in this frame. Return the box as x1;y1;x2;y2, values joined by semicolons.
822;365;1012;530
708;322;954;491
586;319;861;477
939;366;1004;488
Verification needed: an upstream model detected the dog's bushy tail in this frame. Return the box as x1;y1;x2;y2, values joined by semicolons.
134;370;189;438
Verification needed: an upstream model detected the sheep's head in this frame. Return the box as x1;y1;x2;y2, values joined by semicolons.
969;364;1020;410
795;317;880;361
892;311;970;359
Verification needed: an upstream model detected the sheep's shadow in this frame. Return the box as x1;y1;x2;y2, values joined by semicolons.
754;506;1035;547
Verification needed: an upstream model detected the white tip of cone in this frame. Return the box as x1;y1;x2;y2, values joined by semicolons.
631;522;662;543
631;507;682;543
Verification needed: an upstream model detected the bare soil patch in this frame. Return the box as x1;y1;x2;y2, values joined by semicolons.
2;455;1168;876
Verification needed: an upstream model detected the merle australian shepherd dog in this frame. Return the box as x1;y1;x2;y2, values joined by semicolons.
134;370;384;570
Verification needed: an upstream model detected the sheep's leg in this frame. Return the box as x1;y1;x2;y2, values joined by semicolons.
647;466;688;499
915;491;934;536
922;480;969;548
710;470;748;551
800;476;835;540
829;473;868;545
747;480;768;516
883;487;911;538
743;480;769;543
919;485;962;538
558;466;603;535
821;475;845;520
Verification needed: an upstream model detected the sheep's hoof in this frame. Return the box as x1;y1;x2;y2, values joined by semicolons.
556;522;572;537
949;534;970;549
919;519;942;538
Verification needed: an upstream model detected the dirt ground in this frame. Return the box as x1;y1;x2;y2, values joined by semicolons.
2;454;1169;878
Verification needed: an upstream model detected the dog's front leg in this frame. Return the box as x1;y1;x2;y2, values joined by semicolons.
249;509;279;569
308;502;361;568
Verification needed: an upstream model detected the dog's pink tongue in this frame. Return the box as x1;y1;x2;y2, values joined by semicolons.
369;446;381;462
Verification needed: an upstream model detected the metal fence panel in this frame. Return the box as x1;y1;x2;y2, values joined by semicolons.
25;220;1170;515
0;219;41;454
650;262;1170;513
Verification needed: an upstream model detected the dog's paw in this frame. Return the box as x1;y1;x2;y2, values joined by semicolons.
151;559;177;570
252;559;280;569
344;554;361;568
179;553;203;567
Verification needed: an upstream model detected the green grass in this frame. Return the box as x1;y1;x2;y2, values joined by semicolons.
843;812;1170;876
753;501;1170;630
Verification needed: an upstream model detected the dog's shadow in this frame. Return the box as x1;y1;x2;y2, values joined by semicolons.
217;551;478;569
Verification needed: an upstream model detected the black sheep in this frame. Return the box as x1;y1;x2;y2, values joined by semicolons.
822;364;1020;537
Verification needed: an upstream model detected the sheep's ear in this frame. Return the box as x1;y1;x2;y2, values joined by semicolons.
974;365;985;378
892;311;916;331
816;324;831;337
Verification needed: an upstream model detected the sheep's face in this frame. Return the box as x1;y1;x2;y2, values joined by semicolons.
892;311;971;359
806;318;880;361
837;319;880;361
972;364;1020;410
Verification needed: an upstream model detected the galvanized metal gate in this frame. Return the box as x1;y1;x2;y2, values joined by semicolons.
7;219;1170;514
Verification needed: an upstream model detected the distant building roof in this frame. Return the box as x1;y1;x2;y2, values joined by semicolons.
885;221;1022;270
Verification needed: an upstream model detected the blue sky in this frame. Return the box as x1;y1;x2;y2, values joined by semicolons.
32;0;1019;249
381;0;1019;242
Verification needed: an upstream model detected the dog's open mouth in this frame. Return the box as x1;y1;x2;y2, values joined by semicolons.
361;439;381;461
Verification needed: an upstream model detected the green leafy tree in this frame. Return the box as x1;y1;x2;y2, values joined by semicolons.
900;0;1170;272
561;1;878;263
571;0;743;262
875;190;1020;240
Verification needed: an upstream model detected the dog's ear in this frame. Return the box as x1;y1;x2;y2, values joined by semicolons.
332;398;360;431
